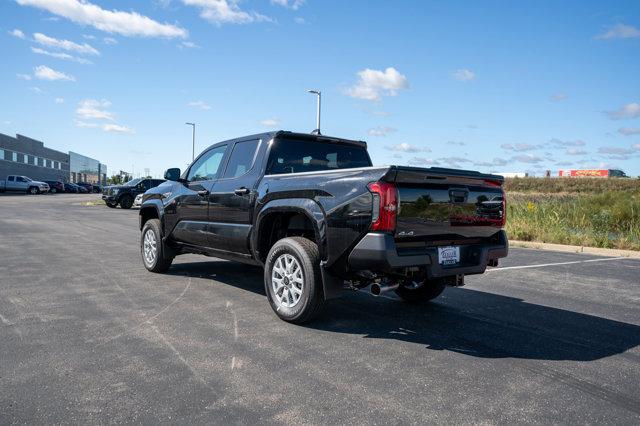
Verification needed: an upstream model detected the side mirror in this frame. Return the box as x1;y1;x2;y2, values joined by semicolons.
164;168;181;181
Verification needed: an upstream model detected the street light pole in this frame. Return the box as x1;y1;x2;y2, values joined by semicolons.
306;90;321;135
185;122;196;161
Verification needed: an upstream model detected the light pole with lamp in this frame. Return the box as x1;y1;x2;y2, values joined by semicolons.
306;90;321;135
185;122;196;161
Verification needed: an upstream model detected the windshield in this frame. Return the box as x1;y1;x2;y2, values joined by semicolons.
23;176;32;182
266;138;372;175
123;178;143;187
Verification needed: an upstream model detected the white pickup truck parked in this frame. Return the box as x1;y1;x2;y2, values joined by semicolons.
0;175;50;194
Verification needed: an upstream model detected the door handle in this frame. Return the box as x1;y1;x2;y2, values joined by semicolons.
197;190;209;197
234;187;250;196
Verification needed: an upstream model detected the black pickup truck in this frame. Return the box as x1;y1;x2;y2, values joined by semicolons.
139;131;507;323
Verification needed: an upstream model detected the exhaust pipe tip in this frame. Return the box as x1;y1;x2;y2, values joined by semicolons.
370;281;399;297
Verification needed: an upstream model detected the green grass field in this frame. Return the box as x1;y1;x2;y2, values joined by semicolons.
504;178;640;250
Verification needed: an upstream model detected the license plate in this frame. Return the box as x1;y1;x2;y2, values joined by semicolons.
438;246;460;265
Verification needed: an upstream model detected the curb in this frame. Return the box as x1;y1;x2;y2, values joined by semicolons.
510;240;640;259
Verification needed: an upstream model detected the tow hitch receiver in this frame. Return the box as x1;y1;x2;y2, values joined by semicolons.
444;275;465;287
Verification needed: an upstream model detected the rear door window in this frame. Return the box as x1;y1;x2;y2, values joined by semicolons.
222;139;259;178
266;139;371;175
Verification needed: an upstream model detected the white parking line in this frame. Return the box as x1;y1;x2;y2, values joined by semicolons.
487;257;629;272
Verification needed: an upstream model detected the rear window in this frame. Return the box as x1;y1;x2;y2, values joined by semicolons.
266;139;371;175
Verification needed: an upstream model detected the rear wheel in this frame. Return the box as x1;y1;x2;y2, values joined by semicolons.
141;219;173;272
120;195;133;209
264;237;325;324
395;279;446;303
28;186;39;195
50;188;57;194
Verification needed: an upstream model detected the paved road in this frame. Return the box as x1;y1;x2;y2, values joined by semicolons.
1;194;639;424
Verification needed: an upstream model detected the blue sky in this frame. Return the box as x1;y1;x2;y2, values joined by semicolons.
1;0;639;177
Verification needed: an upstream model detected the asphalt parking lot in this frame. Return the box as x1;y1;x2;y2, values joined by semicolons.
1;194;639;424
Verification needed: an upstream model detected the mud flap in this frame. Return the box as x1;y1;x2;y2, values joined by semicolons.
320;263;345;300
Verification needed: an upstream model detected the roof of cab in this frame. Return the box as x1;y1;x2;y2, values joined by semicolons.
207;130;367;150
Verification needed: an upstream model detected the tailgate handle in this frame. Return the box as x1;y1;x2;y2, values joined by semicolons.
449;188;469;203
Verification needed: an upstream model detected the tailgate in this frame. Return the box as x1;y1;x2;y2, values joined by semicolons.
383;166;505;240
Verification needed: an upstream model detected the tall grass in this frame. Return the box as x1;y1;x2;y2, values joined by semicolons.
505;178;640;250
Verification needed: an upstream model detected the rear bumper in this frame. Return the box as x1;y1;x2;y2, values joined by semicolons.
347;230;508;278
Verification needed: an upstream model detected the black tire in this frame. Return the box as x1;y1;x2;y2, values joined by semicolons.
264;237;325;324
50;188;57;194
141;219;173;273
28;186;39;195
395;279;446;304
106;202;117;208
119;195;133;209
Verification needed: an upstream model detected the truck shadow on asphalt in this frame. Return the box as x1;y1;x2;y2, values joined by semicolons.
168;261;640;362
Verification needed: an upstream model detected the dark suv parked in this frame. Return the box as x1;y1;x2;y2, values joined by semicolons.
103;178;165;209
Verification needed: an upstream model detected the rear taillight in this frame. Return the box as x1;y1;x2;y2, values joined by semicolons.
367;181;398;232
500;188;507;227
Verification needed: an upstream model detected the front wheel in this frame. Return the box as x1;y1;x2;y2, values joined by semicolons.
106;202;117;208
395;279;446;303
141;219;173;272
119;195;133;209
264;237;325;324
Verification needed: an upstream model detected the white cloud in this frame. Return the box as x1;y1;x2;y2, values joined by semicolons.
31;47;93;64
452;69;475;82
75;120;98;128
259;118;280;127
385;143;428;153
619;127;640;136
447;141;466;146
75;99;133;134
501;143;540;152
17;0;187;38
271;0;305;10
103;123;135;134
438;156;472;167
512;154;544;163
33;32;100;55
345;67;409;102
182;0;273;25
408;157;438;166
550;93;567;102
606;102;640;120
294;17;305;24
187;100;211;110
179;41;200;49
77;99;114;120
596;24;640;40
54;97;64;103
367;126;396;137
566;148;587;156
473;157;508;168
29;86;44;94
633;144;640;151
103;37;118;45
10;29;26;39
17;73;32;80
598;146;635;155
34;65;75;81
549;138;586;147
